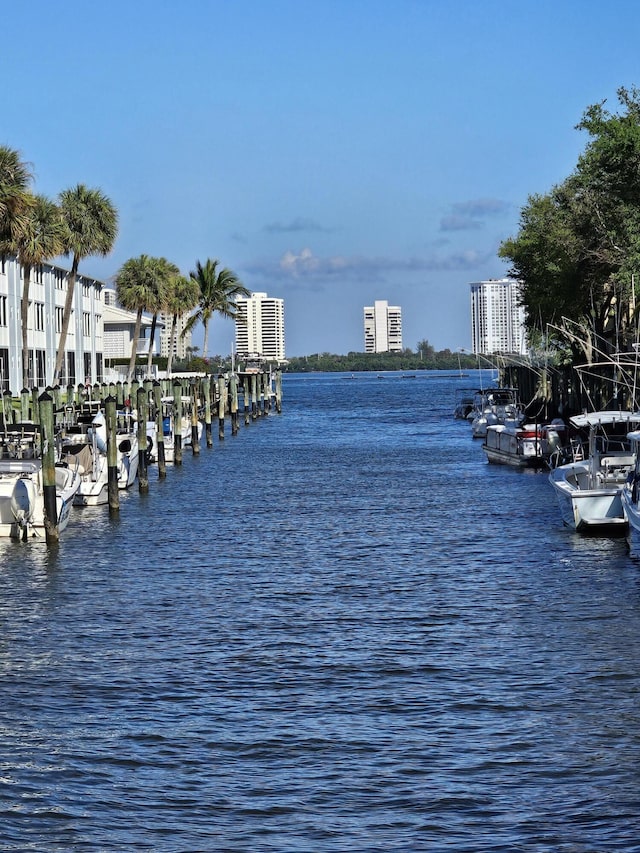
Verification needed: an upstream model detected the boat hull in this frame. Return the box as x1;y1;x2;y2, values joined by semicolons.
482;424;557;468
483;445;545;467
549;463;628;532
0;461;80;539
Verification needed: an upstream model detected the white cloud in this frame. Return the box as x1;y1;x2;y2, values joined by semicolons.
264;217;335;234
244;245;496;286
440;197;512;231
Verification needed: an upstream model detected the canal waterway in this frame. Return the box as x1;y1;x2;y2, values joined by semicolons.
1;370;640;851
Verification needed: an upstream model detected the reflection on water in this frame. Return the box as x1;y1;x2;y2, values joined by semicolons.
1;371;640;851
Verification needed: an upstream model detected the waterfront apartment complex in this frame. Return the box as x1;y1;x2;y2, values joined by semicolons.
0;255;104;393
234;292;285;361
469;279;527;356
363;300;403;352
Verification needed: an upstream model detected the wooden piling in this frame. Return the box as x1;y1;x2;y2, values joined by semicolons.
153;380;166;478
243;376;250;425
137;386;149;493
251;374;258;421
52;385;62;415
230;375;239;435
105;395;119;512
218;375;226;439
2;392;9;424
275;370;282;413
31;388;40;427
39;392;59;544
20;388;30;422
190;380;200;454
202;375;212;447
173;380;183;465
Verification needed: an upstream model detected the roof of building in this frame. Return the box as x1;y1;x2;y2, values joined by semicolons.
103;303;163;328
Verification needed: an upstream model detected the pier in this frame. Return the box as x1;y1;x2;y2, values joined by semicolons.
0;367;282;543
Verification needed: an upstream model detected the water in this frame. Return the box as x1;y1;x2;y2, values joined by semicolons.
1;370;640;852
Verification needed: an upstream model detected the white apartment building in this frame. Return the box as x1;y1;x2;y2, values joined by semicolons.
0;255;104;393
364;300;403;352
235;292;285;361
158;311;191;361
102;287;159;361
470;278;527;356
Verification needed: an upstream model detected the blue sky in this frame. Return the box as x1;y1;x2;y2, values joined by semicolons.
4;0;640;356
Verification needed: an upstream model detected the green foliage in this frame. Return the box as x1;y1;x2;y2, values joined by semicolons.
0;146;33;253
183;258;250;358
500;86;640;361
284;349;480;373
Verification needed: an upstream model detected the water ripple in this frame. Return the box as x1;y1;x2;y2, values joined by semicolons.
0;372;639;850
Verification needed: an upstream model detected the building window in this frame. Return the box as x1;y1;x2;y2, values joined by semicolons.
35;302;45;331
35;350;46;386
0;347;8;393
0;295;6;327
55;307;64;332
83;312;91;336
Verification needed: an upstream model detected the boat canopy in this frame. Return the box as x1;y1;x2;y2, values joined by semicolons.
568;410;640;429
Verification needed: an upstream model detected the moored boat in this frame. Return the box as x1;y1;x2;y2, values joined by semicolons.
62;409;139;506
0;425;81;539
620;429;640;541
469;387;525;438
482;421;563;468
548;410;639;533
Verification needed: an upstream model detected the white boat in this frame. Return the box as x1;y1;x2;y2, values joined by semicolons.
620;429;640;538
548;410;640;533
0;426;81;539
482;421;563;467
62;410;139;506
453;390;475;420
469;387;525;438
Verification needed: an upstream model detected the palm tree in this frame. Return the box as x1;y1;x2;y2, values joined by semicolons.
145;258;179;377
115;255;171;382
0;146;33;253
54;185;118;384
13;196;66;388
164;273;200;377
182;259;250;359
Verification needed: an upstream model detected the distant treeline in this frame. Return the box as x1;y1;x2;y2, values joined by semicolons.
284;349;482;373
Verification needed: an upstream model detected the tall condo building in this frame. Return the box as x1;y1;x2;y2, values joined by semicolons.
363;300;403;352
158;311;192;361
469;278;527;355
235;292;285;361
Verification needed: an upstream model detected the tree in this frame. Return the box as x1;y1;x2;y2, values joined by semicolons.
163;274;200;377
145;258;179;377
54;185;118;384
115;255;169;382
0;146;33;253
182;259;250;358
500;87;640;361
416;339;435;359
13;196;66;387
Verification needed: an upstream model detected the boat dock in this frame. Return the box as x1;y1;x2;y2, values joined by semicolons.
0;368;283;544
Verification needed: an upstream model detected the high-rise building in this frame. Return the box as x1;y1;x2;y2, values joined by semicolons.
363;300;402;352
235;292;285;361
470;278;527;355
158;311;191;361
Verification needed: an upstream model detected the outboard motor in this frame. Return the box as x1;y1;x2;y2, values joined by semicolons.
11;476;37;539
